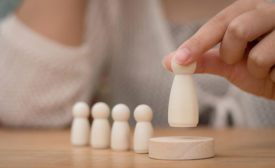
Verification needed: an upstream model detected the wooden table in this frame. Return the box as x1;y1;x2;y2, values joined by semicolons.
0;127;275;168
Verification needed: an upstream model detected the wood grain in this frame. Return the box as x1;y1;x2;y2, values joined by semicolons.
0;127;275;168
149;136;214;160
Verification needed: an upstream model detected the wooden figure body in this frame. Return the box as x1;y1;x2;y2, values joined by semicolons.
111;104;130;151
133;104;154;153
71;102;90;146
91;102;111;149
168;57;199;127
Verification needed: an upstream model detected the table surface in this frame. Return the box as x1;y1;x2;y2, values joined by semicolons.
0;127;275;168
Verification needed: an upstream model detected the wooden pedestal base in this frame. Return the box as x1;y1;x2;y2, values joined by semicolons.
149;136;214;160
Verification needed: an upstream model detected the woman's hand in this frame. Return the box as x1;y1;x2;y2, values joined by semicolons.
163;0;275;100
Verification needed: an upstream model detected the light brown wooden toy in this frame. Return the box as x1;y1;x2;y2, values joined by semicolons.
149;136;214;160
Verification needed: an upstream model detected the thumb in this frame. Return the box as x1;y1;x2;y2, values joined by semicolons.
196;48;273;99
195;48;235;78
195;48;247;84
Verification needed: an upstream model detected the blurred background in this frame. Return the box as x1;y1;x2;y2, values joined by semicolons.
0;0;235;22
1;0;275;128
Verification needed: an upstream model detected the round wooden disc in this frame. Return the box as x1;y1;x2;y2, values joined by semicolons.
149;136;214;160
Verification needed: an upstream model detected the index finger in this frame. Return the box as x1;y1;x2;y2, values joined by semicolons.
174;0;261;65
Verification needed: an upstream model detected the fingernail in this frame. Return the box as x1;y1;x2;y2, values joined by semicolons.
175;48;190;65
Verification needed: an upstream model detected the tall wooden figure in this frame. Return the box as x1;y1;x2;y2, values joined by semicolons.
168;57;199;127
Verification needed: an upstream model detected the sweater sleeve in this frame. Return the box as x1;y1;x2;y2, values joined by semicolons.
0;15;103;128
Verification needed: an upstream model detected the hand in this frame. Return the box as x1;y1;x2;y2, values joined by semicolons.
163;0;275;100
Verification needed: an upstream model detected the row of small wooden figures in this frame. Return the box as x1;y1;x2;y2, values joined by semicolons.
71;102;154;153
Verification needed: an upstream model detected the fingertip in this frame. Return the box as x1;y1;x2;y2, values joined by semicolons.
247;55;269;79
162;52;175;72
167;51;176;72
194;48;222;74
161;58;170;71
220;46;242;65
